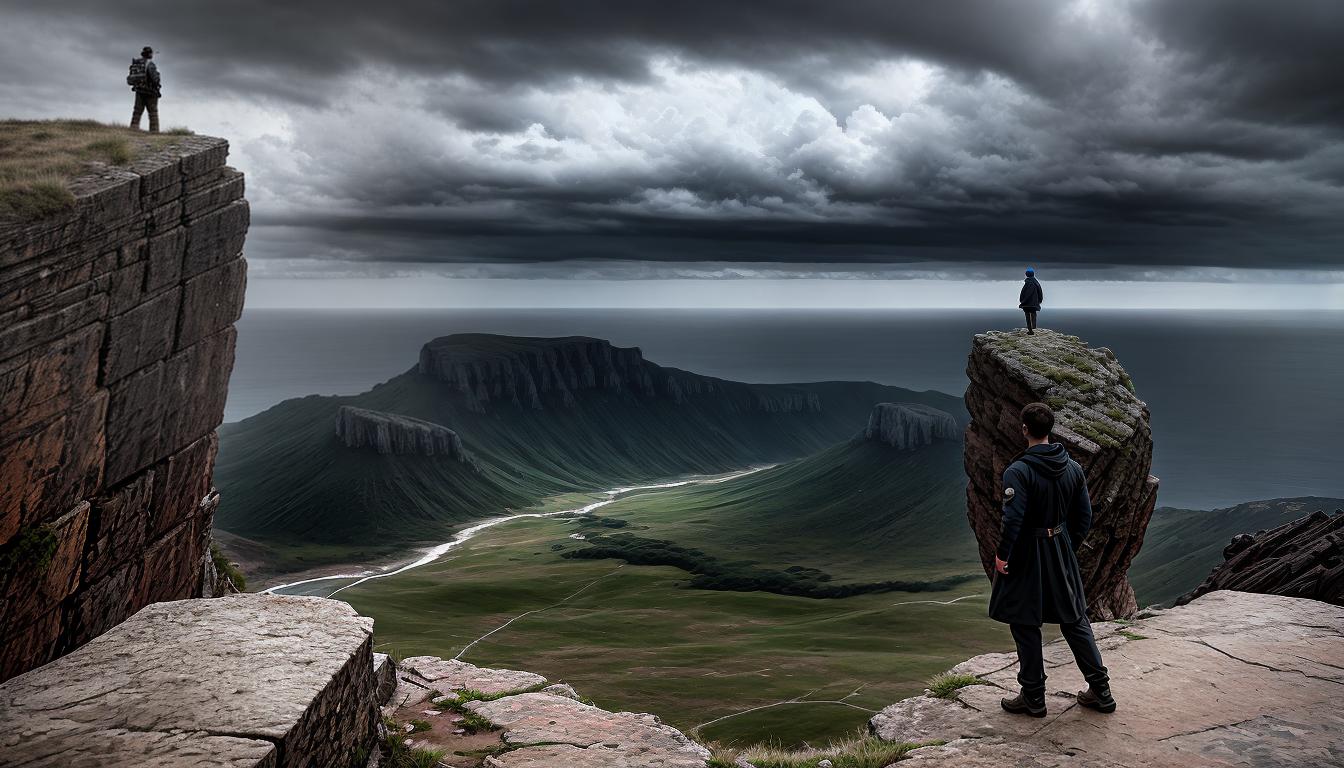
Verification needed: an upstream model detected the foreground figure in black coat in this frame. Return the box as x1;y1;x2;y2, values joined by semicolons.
990;402;1116;716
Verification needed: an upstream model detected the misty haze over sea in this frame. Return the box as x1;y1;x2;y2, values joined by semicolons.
228;308;1344;511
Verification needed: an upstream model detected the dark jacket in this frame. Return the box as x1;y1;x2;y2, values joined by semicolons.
1019;276;1042;311
133;58;161;97
987;442;1091;626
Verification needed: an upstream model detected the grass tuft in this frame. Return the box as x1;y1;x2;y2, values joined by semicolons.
926;672;982;699
727;731;933;768
1118;630;1148;641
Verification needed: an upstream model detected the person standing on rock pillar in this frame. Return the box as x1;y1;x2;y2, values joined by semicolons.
128;46;161;133
991;402;1117;717
1019;268;1042;333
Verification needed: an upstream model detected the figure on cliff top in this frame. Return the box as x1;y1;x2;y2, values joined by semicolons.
1019;267;1042;334
991;402;1117;717
127;46;161;133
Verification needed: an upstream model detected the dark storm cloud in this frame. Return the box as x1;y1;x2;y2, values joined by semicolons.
3;0;1343;271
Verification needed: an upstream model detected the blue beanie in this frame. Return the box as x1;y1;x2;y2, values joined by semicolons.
1025;267;1035;276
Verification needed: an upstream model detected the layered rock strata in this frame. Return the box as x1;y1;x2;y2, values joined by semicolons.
335;405;469;460
869;591;1344;767
0;136;248;680
864;402;960;450
0;595;378;768
964;329;1158;620
1179;508;1343;606
418;333;821;413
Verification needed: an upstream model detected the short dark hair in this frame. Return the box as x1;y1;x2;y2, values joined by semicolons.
1021;402;1055;439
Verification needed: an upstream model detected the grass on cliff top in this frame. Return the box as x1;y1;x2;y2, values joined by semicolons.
0;119;192;220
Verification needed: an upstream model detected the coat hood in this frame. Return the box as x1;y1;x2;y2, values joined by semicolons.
1019;442;1070;478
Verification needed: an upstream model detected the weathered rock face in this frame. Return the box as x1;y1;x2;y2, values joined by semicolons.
0;594;378;768
864;402;960;450
964;329;1158;620
869;591;1344;767
335;405;469;460
418;333;821;414
0;136;248;680
1179;508;1344;607
384;655;711;767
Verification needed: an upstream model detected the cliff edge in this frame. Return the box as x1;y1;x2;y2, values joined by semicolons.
1179;507;1344;606
0;128;248;680
864;402;960;450
964;329;1158;620
335;405;470;460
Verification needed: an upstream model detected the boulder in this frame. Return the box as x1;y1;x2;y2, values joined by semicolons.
467;692;711;768
1179;508;1344;606
0;594;379;768
963;329;1158;620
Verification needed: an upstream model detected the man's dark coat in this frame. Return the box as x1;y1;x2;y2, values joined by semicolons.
988;442;1091;626
1019;276;1043;311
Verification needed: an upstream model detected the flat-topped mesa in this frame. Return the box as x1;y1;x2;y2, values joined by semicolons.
1179;507;1344;607
335;406;468;460
964;329;1159;620
417;333;821;414
864;402;960;450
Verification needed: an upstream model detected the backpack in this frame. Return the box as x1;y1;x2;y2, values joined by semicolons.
127;58;147;89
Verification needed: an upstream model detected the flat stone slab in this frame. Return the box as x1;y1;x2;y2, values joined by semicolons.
873;591;1344;767
400;656;546;697
468;692;710;767
0;595;377;768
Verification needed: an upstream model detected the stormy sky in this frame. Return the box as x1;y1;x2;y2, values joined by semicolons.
3;1;1343;306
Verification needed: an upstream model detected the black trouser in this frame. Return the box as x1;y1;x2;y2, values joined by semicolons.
1010;617;1109;706
132;94;159;132
1023;309;1038;330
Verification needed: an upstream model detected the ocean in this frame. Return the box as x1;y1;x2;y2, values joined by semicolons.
227;308;1344;510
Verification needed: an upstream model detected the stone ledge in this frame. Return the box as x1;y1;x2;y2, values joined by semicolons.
868;591;1344;767
0;594;378;768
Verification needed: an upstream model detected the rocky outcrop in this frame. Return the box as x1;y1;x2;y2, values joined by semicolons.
864;402;960;450
869;591;1344;767
418;333;821;414
335;405;469;460
1179;508;1344;607
963;329;1158;620
384;655;711;767
0;136;248;680
0;594;378;768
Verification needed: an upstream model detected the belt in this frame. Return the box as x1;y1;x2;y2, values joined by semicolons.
1031;523;1066;538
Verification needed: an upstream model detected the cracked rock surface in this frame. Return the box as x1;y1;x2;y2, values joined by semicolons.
0;595;376;768
870;591;1344;767
467;692;712;767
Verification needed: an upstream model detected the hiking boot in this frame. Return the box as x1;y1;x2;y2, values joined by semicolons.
1000;693;1046;717
1077;686;1117;713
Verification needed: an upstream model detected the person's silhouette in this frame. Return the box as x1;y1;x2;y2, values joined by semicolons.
1019;268;1042;334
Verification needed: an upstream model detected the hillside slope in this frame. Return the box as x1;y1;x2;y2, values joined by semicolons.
1130;496;1344;606
561;404;977;592
215;335;965;567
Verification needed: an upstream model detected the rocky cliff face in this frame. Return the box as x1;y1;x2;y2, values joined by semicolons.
864;402;960;450
963;329;1158;620
335;406;470;461
418;333;821;414
1179;507;1343;607
0;135;247;680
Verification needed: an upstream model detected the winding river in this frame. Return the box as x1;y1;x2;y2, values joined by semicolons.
263;466;771;598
